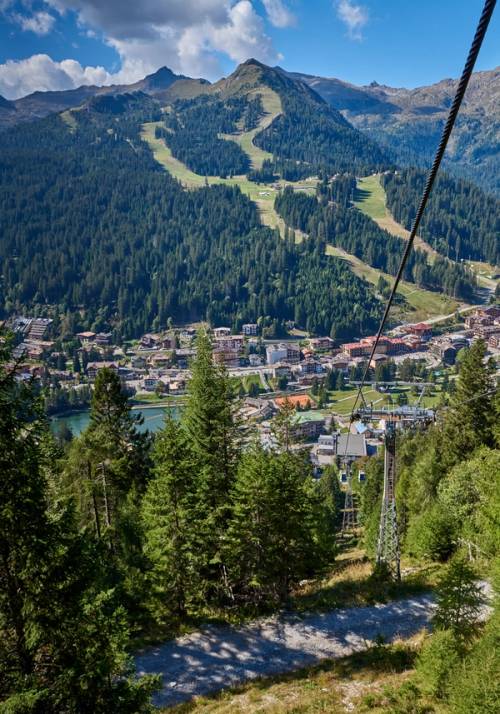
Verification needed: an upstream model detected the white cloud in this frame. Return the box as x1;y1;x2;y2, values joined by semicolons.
261;0;296;28
0;54;115;99
12;10;56;35
335;0;368;40
46;1;281;77
0;0;286;98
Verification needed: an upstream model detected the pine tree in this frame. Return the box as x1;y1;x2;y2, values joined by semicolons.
433;555;485;641
271;398;298;452
63;369;151;621
442;340;494;470
224;445;321;606
142;418;200;620
183;331;239;593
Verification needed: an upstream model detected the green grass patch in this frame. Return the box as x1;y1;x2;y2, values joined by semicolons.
355;174;438;260
326;244;460;321
354;174;388;221
293;556;441;613
220;86;281;170
60;110;77;132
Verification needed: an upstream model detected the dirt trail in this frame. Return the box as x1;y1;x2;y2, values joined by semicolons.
135;593;437;708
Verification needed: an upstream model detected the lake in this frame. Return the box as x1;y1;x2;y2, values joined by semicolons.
51;405;180;437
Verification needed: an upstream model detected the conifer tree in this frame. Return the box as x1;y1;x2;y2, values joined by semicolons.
142;418;200;620
63;368;151;620
224;444;321;606
433;555;485;641
0;337;157;712
183;331;239;592
442;340;494;470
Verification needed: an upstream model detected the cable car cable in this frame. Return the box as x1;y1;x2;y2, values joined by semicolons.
341;0;497;456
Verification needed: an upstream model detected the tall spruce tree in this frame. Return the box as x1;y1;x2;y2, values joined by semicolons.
183;331;239;593
442;339;494;470
63;368;151;622
142;418;200;620
224;444;322;607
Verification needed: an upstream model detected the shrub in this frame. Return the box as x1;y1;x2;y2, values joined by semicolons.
447;612;500;713
416;629;461;698
406;503;457;561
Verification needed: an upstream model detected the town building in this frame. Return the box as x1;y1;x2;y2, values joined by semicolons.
95;332;112;345
431;341;457;365
77;331;96;345
143;376;163;392
213;327;231;338
310;336;335;351
131;355;147;369
149;352;171;368
248;353;263;367
271;363;292;380
407;323;432;340
86;361;119;379
266;344;287;365
242;323;258;336
342;336;409;359
293;412;326;440
285;344;302;363
311;432;368;470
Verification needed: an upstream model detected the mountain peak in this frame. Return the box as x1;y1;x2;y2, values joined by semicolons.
241;57;265;68
141;66;185;90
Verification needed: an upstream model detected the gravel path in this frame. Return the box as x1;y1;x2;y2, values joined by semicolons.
135;593;437;708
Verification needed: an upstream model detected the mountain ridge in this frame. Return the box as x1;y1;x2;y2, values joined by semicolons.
0;66;210;131
284;66;500;194
0;60;498;193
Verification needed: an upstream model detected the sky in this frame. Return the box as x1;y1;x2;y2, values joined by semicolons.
0;0;498;99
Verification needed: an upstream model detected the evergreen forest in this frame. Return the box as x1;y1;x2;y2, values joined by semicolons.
0;104;382;339
382;169;500;265
276;180;478;300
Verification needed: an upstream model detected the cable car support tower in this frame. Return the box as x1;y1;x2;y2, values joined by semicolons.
355;402;434;579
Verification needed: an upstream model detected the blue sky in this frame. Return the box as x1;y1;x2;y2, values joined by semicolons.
0;0;498;99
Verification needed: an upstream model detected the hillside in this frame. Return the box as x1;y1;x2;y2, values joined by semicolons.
0;99;382;339
2;57;495;335
287;67;500;195
155;59;389;180
3;60;498;195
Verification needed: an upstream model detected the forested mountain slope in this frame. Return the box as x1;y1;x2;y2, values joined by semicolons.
275;177;477;301
0;101;382;339
156;59;390;180
382;169;500;265
287;67;500;195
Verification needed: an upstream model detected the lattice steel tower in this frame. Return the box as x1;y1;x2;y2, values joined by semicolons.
376;422;401;580
341;466;357;533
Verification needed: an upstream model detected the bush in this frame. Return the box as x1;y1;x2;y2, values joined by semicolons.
406;503;457;561
416;629;461;698
448;612;500;713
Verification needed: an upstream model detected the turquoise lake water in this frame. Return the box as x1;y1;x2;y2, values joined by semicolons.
51;405;180;437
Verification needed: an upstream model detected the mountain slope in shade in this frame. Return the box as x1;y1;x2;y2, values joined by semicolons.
0;67;210;131
286;67;500;195
0;95;15;110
